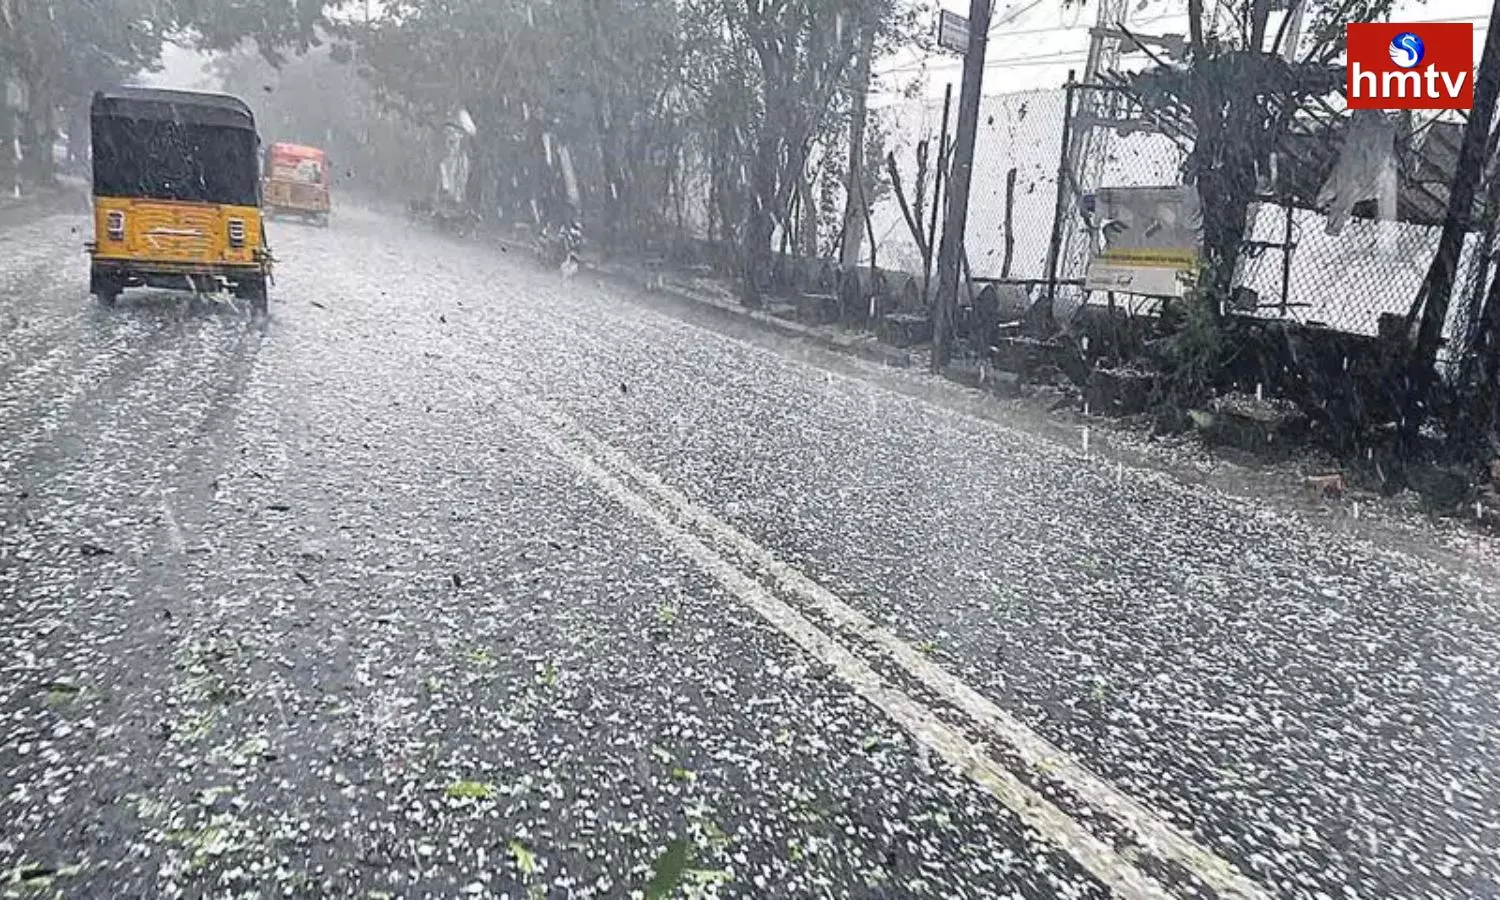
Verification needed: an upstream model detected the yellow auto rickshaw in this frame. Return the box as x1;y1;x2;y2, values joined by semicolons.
86;86;272;311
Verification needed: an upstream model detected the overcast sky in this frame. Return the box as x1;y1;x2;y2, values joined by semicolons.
138;0;1494;104
873;0;1494;104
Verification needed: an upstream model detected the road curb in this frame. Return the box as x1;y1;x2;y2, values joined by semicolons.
651;281;912;367
481;228;913;369
579;255;913;370
0;179;90;226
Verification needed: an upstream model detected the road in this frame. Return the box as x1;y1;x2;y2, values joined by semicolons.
1;202;1498;900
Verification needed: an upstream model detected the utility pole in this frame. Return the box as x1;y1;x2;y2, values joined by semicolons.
931;0;992;372
1045;0;1127;287
1408;7;1500;439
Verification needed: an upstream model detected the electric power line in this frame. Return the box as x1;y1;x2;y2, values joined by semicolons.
880;11;1494;79
883;7;1189;78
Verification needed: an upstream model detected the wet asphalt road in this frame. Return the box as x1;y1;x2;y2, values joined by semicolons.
2;204;1498;900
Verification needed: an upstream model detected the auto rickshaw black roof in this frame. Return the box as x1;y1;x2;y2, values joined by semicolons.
91;86;256;131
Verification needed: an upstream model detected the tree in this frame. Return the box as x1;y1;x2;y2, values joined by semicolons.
346;0;917;287
0;0;164;183
732;0;865;303
173;0;335;65
1405;5;1500;450
212;42;433;194
1128;0;1388;314
1110;0;1394;413
0;0;336;188
839;16;877;268
353;0;733;248
728;0;922;303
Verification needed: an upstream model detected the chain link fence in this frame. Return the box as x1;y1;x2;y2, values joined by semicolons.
656;75;1484;355
1051;83;1473;342
1235;213;1483;355
867;79;1480;345
870;89;1072;282
1051;84;1188;319
1235;206;1445;336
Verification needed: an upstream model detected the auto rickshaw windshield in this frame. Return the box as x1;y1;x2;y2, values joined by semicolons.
92;117;259;206
269;155;325;185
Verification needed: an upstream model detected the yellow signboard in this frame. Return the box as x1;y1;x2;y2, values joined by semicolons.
1084;186;1201;297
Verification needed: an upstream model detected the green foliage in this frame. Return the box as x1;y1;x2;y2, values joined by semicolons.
344;0;922;267
0;0;162;105
1157;290;1223;409
644;840;691;899
0;0;336;104
507;838;537;876
349;0;693;232
0;0;336;184
1109;0;1399;351
174;0;333;65
443;779;496;800
213;43;433;193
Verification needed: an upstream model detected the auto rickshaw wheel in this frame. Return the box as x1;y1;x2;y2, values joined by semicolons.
237;276;268;314
90;269;120;306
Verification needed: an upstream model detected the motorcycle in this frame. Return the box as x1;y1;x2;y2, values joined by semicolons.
537;221;584;275
432;205;480;239
406;197;480;239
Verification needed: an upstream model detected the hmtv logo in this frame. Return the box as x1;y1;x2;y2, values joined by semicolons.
1346;22;1474;109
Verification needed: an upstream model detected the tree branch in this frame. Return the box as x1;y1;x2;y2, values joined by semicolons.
885;151;928;258
1269;0;1303;57
1117;22;1176;71
1298;0;1360;66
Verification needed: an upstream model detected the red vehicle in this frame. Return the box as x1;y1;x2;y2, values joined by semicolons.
261;141;331;226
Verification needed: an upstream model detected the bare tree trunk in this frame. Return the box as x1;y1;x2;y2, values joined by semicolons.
1197;146;1255;312
1248;0;1275;49
1457;133;1500;358
1001;166;1017;278
1473;250;1500;385
0;77;18;198
1458;130;1500;449
885;151;928;260
18;89;55;188
799;165;818;257
65;102;87;169
839;18;876;269
742;123;779;306
925;87;953;306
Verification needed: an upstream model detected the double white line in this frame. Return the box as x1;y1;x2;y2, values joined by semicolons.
507;392;1270;900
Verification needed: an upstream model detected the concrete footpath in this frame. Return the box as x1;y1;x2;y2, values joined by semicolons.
0;178;90;228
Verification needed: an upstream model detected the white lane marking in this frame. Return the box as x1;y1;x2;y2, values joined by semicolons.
505;398;1177;900
519;395;1272;900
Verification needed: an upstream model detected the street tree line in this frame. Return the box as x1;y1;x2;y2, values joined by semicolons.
3;0;921;305
0;0;336;186
212;43;437;207
343;0;922;304
1116;0;1500;459
0;0;918;306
